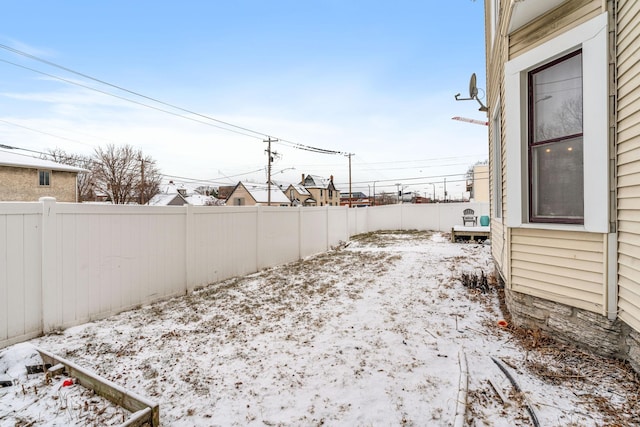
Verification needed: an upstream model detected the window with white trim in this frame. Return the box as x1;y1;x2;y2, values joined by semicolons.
504;13;608;232
528;50;583;223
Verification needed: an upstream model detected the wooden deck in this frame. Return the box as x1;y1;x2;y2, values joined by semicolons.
451;225;490;243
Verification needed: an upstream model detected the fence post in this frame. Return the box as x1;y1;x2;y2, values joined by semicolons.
297;206;303;260
256;206;263;270
326;206;330;250
40;197;60;333
185;204;195;294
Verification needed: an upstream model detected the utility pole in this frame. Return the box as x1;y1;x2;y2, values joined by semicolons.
444;177;447;202
264;137;278;206
346;153;354;208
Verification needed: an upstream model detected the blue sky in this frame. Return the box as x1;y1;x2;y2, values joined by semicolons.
0;1;487;199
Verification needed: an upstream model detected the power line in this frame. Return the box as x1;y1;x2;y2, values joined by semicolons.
0;44;345;155
0;58;263;140
0;118;94;147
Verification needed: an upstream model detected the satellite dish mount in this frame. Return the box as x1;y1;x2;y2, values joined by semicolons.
455;73;488;112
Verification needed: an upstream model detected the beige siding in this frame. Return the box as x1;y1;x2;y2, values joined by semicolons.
0;167;78;202
510;228;605;313
487;0;508;277
617;0;640;331
508;0;602;60
227;185;256;206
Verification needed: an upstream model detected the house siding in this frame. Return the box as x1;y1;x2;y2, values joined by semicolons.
617;0;640;332
0;166;78;202
487;0;508;278
510;228;605;313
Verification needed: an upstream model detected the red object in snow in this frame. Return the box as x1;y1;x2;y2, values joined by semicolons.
62;379;74;387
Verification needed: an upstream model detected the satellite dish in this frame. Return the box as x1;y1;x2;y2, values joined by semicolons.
469;73;478;98
455;72;488;112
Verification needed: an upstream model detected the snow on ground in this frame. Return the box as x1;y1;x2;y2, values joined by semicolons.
1;230;639;426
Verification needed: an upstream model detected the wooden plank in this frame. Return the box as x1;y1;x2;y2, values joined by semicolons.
450;228;490;242
37;347;160;426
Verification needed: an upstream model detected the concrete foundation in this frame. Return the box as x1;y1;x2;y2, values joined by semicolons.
503;285;640;374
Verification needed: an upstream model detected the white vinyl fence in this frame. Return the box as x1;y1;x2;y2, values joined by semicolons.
0;198;488;348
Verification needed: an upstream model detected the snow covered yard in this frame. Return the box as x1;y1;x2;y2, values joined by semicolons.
2;230;639;426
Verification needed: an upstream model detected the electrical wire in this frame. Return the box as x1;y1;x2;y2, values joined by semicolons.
0;44;345;155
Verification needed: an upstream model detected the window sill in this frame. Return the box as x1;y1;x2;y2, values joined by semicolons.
511;222;590;233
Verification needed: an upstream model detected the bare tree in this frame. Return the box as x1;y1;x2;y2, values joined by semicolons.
139;158;162;204
92;144;161;204
45;148;94;202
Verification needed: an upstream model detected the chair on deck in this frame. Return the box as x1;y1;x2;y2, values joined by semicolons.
462;208;477;226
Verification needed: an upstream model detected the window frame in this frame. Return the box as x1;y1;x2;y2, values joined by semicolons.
504;13;608;233
38;170;51;187
527;50;584;224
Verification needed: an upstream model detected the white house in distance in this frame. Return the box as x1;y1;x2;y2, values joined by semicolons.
225;182;292;207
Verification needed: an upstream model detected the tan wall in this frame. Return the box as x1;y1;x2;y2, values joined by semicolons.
473;164;489;202
617;0;640;331
228;185;257;206
487;0;508;277
487;0;608;311
510;228;606;313
306;188;340;206
0;166;78;202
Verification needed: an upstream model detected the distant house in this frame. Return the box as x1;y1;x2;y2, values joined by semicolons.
467;164;489;202
225;182;291;207
185;194;223;206
148;193;188;206
148;180;222;206
300;174;340;206
0;150;87;202
340;191;370;207
148;180;189;206
284;183;315;206
216;185;236;201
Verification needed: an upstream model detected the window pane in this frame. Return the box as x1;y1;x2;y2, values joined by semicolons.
532;52;582;142
39;170;50;186
531;137;583;219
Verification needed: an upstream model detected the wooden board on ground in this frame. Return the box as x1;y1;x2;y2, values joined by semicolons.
37;347;160;427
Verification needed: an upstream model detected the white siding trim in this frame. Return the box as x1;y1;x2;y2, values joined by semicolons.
505;12;609;232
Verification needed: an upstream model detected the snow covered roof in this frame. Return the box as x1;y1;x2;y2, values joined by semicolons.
287;184;310;196
185;194;223;206
148;193;187;206
302;174;331;189
159;181;188;195
241;182;291;205
0;150;88;173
